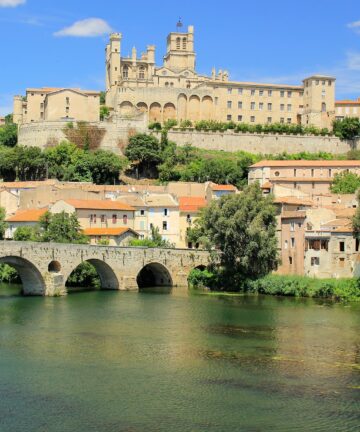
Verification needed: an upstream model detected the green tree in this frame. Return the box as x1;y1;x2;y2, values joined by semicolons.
13;225;39;241
333;117;360;140
125;133;163;177
100;105;110;120
39;211;88;244
0;207;7;240
189;183;279;289
0;123;18;147
100;91;106;105
353;190;360;239
330;171;360;194
129;226;174;248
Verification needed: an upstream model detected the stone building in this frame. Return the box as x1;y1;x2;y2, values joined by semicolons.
178;196;207;248
335;98;360;120
249;160;360;196
105;25;335;129
13;88;100;124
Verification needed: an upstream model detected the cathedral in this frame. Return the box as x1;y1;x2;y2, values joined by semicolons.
106;24;336;129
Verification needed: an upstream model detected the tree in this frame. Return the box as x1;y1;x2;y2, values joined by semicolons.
100;106;110;120
129;226;174;248
100;91;106;105
125;133;163;177
330;171;360;194
39;211;88;244
353;190;360;239
189;183;279;289
0;207;7;240
0;123;18;147
333;117;360;140
13;226;39;241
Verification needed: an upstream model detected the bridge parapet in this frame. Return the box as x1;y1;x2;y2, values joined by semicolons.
0;242;210;296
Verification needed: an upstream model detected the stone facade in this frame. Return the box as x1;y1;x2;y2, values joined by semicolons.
335;98;360;120
0;241;210;296
106;26;336;129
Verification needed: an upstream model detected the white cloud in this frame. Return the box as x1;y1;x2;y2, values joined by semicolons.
347;51;360;71
0;0;25;7
347;20;360;34
54;18;112;37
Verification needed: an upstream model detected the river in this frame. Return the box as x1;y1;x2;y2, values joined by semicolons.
0;283;359;431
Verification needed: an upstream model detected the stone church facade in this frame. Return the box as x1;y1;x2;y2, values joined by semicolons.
105;25;336;129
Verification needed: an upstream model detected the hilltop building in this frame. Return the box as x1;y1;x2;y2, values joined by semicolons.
105;25;336;129
335;97;360;120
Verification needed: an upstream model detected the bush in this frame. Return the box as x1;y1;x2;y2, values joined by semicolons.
66;262;100;288
188;268;217;289
0;263;20;283
148;122;162;131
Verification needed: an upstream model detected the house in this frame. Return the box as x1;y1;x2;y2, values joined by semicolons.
5;208;47;239
205;182;238;201
83;227;139;246
178;196;207;248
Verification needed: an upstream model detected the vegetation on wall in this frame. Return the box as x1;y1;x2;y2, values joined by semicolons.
63;122;106;151
330;171;360;194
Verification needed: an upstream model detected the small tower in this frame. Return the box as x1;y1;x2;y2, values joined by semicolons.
163;24;196;72
105;32;122;107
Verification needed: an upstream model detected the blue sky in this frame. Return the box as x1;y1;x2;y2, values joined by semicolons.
1;0;360;115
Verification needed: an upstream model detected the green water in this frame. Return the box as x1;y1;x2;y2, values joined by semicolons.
0;284;359;432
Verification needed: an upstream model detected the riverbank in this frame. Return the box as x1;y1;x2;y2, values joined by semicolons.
188;269;360;302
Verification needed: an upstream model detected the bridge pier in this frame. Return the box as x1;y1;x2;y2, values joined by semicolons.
43;272;67;296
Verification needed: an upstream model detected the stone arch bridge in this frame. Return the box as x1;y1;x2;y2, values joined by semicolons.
0;241;210;296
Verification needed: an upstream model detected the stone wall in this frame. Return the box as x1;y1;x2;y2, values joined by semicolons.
163;129;357;155
18;114;147;153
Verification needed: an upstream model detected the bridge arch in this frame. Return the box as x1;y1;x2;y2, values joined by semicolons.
0;256;45;296
136;262;173;289
65;259;119;291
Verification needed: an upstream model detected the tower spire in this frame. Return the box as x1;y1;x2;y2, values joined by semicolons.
176;17;183;31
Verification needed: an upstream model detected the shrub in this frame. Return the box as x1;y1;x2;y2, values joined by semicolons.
188;268;217;289
148;122;162;131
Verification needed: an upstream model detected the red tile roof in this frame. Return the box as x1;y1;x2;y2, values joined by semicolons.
83;227;138;236
211;184;237;191
179;196;207;212
64;199;135;211
6;208;47;222
274;196;314;206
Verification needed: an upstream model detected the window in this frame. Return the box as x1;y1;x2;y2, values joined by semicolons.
250;116;255;122
162;221;168;231
90;214;97;223
291;237;295;248
66;97;70;105
339;241;345;252
164;208;168;216
182;37;187;50
268;90;272;96
66;107;69;113
328;169;332;177
123;65;129;79
238;88;243;95
267;117;272;123
284;240;288;249
280;117;284;123
238;101;243;109
149;223;154;230
322;80;325;85
227;114;232;121
115;67;117;71
188;242;193;249
227;101;232;109
259;102;263;110
287;104;292;112
251;102;256;110
289;256;293;265
280;104;285;111
274;171;280;177
40;103;44;109
311;257;320;266
287;91;292;98
123;214;128;225
287;118;292;124
227;88;232;94
139;66;145;79
356;238;360;252
290;222;295;232
311;169;314;177
176;37;181;49
339;258;345;268
268;103;272;111
140;221;145;230
280;90;285;97
328;80;332;86
112;214;117;224
294;169;297;177
40;112;44;119
312;182;315;189
251;89;255;96
322;102;326;112
140;209;145;216
259;90;264;96
101;214;106;223
238;115;243;121
315;80;319;85
186;214;192;223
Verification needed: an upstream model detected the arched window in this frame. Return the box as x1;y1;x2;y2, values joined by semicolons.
170;82;174;87
176;37;181;49
165;82;169;87
322;102;326;112
182;37;187;50
123;65;129;79
139;66;145;80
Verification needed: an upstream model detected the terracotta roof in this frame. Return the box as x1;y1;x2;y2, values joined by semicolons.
261;181;273;189
83;227;138;236
211;184;237;191
179;196;207;212
321;218;353;233
274;196;314;206
0;180;57;189
333;208;356;218
270;177;333;183
64;199;135;211
6;208;47;222
281;211;306;219
336;98;360;105
250;160;360;168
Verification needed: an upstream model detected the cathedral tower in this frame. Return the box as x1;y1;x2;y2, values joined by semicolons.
163;25;195;72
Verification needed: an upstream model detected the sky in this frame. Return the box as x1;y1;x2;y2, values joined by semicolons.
1;0;360;115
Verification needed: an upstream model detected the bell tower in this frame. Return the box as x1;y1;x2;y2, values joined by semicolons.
105;32;122;107
163;23;195;72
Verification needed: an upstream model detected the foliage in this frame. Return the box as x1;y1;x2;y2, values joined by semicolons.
39;211;89;244
0;123;18;147
180;119;192;128
163;119;178;129
188;268;218;289
0;263;20;283
97;238;110;246
333;117;360;140
352;190;360;239
347;149;360;160
125;133;163;177
100;91;106;105
100;106;110;121
129;226;175;248
0;207;7;240
13;226;40;241
148;122;162;131
63;121;106;151
330;171;360;194
189;183;279;288
247;275;360;302
66;261;100;288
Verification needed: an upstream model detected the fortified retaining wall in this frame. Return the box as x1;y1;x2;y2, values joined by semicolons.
163;130;357;155
18;115;147;153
